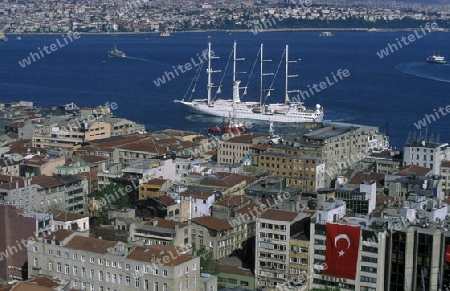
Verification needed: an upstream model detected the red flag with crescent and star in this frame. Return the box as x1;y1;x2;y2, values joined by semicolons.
445;245;450;263
323;222;361;280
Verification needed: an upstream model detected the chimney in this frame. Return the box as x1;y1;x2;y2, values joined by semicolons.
151;254;156;262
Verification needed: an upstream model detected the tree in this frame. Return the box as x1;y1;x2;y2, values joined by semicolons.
193;244;219;275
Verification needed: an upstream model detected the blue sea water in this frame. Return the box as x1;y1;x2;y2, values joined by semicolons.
1;31;450;148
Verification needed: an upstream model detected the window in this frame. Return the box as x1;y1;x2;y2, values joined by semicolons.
48;249;53;255
73;265;77;275
192;276;196;287
135;278;140;288
99;270;104;281
192;263;196;270
163;270;168;276
48;261;53;271
112;274;117;283
56;262;61;272
33;258;38;267
126;275;131;286
125;263;130;270
98;258;103;265
112;261;117;267
106;272;111;282
163;283;168;291
90;257;94;263
144;279;149;290
106;260;110;266
64;252;69;258
64;264;69;274
90;269;94;279
154;282;159;291
73;253;77;260
81;255;85;262
81;267;86;277
135;265;140;272
56;250;61;257
118;262;123;269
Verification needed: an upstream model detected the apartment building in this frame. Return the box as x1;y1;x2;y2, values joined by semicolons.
309;199;388;291
289;233;310;288
0;204;53;280
191;216;234;260
0;175;87;214
250;123;386;188
255;209;310;290
317;181;377;216
28;230;201;291
133;218;190;247
403;140;450;176
217;133;268;164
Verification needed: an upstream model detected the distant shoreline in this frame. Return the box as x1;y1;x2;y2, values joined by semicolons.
6;27;449;35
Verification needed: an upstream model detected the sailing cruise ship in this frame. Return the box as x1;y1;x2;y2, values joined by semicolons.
175;42;323;123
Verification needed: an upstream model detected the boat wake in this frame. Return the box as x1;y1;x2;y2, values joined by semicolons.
395;62;450;83
123;56;171;66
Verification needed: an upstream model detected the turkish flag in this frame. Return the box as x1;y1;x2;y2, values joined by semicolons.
323;222;361;280
445;245;450;263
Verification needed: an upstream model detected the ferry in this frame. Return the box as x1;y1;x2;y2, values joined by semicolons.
426;54;446;64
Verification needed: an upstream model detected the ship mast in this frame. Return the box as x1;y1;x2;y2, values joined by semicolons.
260;43;274;108
207;42;221;105
232;41;246;103
285;44;299;104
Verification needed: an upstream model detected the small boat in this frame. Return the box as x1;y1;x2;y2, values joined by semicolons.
16;36;22;41
252;107;262;113
208;113;249;134
319;32;333;37
0;31;7;42
160;32;170;37
426;54;446;64
108;45;126;57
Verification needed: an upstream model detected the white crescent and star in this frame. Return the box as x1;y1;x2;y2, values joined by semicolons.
334;234;351;257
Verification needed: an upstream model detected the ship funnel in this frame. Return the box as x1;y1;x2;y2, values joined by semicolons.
233;80;241;103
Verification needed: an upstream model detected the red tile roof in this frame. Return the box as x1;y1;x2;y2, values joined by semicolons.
236;203;262;216
44;229;73;242
193;216;232;232
144;218;187;229
54;212;88;222
215;194;251;207
180;190;213;200
31;175;65;188
157;195;175;206
145;178;167;186
200;173;257;188
396;164;432;177
127;245;194;266
260;209;300;222
65;235;117;254
347;172;384;188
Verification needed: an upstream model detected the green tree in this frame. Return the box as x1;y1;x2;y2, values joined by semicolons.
194;245;219;275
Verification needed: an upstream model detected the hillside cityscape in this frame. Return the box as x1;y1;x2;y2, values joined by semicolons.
0;98;447;291
0;0;450;33
1;0;450;290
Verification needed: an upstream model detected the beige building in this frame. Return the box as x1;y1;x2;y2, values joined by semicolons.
28;230;201;291
255;209;310;290
191;216;235;260
85;121;111;141
218;134;268;164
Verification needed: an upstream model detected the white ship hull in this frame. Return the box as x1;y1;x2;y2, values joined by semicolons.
178;99;323;123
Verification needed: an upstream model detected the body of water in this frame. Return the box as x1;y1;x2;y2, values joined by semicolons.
1;31;450;148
